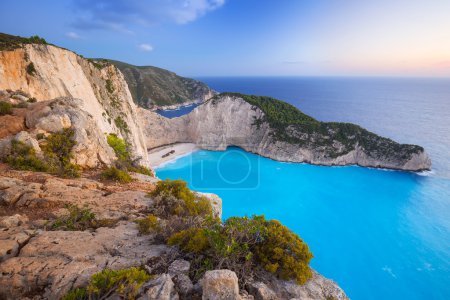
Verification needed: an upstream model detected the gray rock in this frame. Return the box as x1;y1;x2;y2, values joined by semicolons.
168;259;191;277
172;274;194;297
35;113;72;133
202;269;240;300
13;131;41;154
142;274;179;300
248;282;277;300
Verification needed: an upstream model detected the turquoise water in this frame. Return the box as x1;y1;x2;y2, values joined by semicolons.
156;148;450;300
156;77;450;299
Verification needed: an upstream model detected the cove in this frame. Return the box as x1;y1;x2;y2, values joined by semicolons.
156;147;450;300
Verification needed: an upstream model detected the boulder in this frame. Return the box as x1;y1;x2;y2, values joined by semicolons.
202;270;240;300
142;274;179;300
173;274;194;298
35;113;72;133
168;259;191;277
248;282;277;300
13;131;41;154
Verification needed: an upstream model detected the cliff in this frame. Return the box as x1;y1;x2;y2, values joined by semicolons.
0;41;148;167
109;60;216;108
139;94;431;171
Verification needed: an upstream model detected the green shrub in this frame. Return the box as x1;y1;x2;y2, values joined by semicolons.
88;267;150;299
52;204;96;231
27;35;47;44
63;267;150;300
106;133;153;177
42;128;80;177
168;227;210;253
4;140;48;171
4;129;80;177
151;179;213;218
26;62;36;75
61;288;87;300
27;97;37;103
114;116;129;133
168;215;313;285
0;33;47;51
254;219;313;284
107;133;129;162
136;214;160;234
105;79;115;94
101;166;133;183
0;101;13;115
129;165;154;177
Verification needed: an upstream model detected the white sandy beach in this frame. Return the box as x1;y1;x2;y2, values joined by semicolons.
148;143;199;168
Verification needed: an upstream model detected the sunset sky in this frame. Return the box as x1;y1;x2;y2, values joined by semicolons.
1;0;449;77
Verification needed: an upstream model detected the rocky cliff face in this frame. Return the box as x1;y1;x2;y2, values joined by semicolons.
139;94;431;171
110;60;216;108
0;43;148;167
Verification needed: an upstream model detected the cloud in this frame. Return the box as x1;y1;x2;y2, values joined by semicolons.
71;0;226;32
66;32;81;39
139;43;153;52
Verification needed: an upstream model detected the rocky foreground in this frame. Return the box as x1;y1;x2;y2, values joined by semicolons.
0;168;348;300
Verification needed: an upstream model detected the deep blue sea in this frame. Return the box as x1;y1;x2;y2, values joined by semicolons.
156;103;200;118
155;77;450;300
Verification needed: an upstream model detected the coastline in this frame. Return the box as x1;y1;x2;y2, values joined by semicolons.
148;143;199;168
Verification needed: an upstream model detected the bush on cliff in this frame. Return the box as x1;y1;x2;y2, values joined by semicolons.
168;214;313;285
5;129;81;177
62;267;150;300
42;128;81;177
143;179;313;285
0;101;13;115
51;204;118;231
150;179;213;218
101;166;133;183
4;140;48;172
26;62;36;76
52;204;96;231
106;133;154;177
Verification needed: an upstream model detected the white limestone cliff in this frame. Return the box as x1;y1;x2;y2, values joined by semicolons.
0;44;148;167
139;95;431;171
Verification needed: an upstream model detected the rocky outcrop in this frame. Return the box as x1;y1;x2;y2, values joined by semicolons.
139;95;431;171
110;60;216;108
0;171;347;300
0;44;149;167
202;270;241;300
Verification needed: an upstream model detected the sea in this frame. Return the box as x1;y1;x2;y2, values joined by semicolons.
155;77;450;300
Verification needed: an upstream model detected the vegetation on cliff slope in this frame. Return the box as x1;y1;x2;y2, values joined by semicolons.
63;267;150;300
4;128;81;177
0;101;13;115
139;179;313;285
0;33;47;51
215;92;423;160
109;60;214;107
104;133;153;181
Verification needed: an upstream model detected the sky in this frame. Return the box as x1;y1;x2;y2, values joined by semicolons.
1;0;450;77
